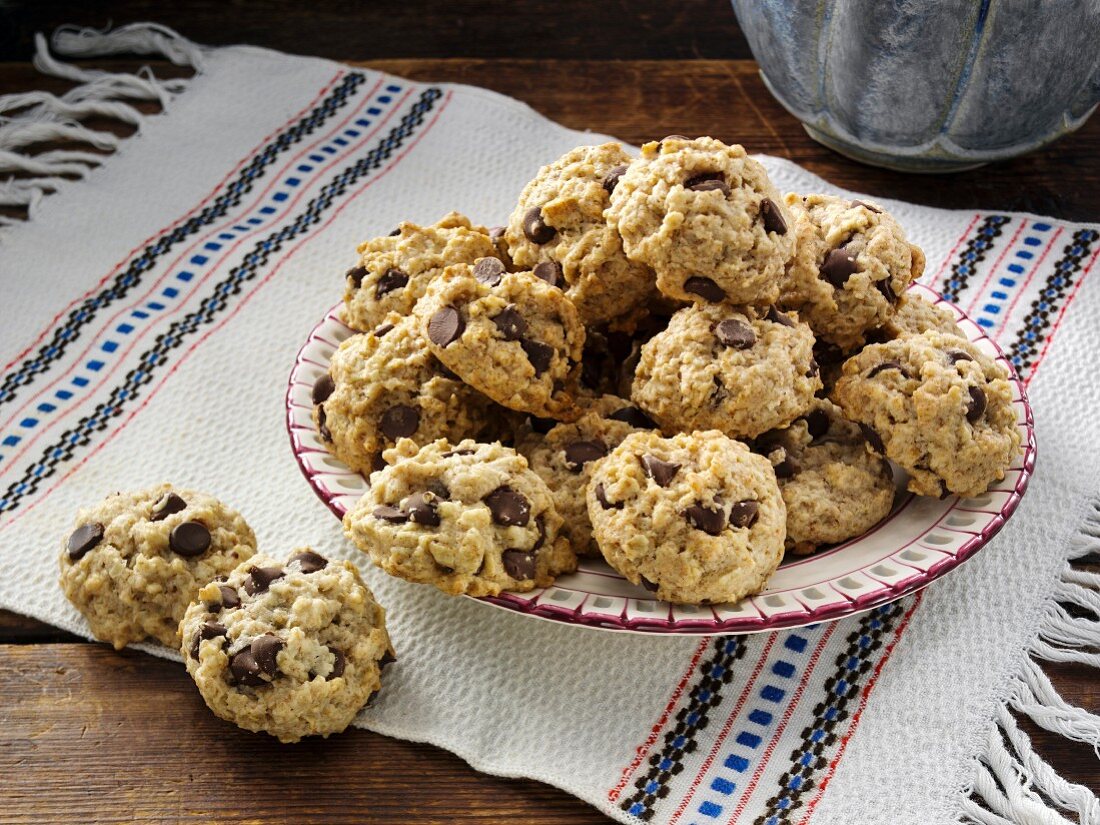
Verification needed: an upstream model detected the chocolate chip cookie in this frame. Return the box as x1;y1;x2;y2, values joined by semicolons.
504;143;655;324
631;303;820;439
415;261;585;419
753;400;895;554
586;430;785;604
59;484;256;649
871;292;965;343
606;136;792;306
343;438;576;597
780;194;926;349
313;313;497;476
181;549;393;743
832;330;1022;497
343;212;498;332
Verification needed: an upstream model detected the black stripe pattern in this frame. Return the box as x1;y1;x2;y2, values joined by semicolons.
0;88;443;515
938;215;1011;304
0;72;368;411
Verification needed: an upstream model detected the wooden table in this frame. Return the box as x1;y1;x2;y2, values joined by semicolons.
1;2;1097;821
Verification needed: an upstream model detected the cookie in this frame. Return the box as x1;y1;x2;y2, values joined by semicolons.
181;549;393;743
753;400;895;554
504;143;654;324
606;136;792;306
313;313;497;476
343;438;576;597
780;194;925;349
870;292;965;342
832;330;1022;497
415;261;585;419
343;212;498;332
631;303;821;439
586;430;785;604
59;484;256;649
520;395;657;555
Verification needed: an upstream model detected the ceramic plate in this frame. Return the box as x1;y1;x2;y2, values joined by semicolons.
286;283;1035;635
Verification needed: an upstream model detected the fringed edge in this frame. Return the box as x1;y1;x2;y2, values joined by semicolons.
0;23;206;228
961;503;1100;825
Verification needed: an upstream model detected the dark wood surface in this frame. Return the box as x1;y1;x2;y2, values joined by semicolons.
1;2;1098;820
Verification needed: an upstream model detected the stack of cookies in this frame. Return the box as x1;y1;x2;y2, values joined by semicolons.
322;136;1022;607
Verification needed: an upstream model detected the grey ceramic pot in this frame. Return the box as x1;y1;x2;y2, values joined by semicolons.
731;0;1100;172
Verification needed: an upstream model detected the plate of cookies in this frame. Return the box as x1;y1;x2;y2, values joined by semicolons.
287;137;1035;635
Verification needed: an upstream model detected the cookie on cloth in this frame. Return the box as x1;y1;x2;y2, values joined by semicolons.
181;549;393;743
606;135;793;306
586;430;785;604
59;484;256;649
832;330;1021;498
343;438;576;597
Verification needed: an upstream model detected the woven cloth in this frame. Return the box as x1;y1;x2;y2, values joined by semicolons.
1;27;1097;825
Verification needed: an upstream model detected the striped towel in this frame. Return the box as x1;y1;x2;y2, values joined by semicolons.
1;25;1097;825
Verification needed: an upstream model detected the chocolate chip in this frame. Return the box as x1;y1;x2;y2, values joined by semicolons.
190;621;227;660
346;265;367;288
244;565;285;596
489;225;505;241
520;339;554;375
388;227;401;236
684;503;726;536
641;455;680;487
317;405;332;442
875;276;897;304
772;449;800;479
821;245;860;288
374;322;395;338
805;408;831;439
603;164;628;194
328;647;346;680
150;492;187;522
229;648;265;687
765;305;795;327
860;424;885;454
760;198;788;234
563;439;607;472
492;305;528;341
427;307;464;347
405;492;441;527
608;406;656;429
851;199;882;214
216;585;240;610
67;522;104;561
289;550;327;574
502;549;537;580
427;480;450;500
595;483;622;510
251;634;284;677
966;386;986;423
522;207;556;244
312;372;335;405
806;359;820;379
640;576;659;593
684;276;725;302
373;505;407;523
473;256;505;286
533;516;547;550
532;261;564;287
442;448;475;458
688;178;730;196
376;267;409;297
169;521;211;557
684;171;724;190
947;350;973;364
380;404;420;440
715;318;756;349
728;500;759;529
484;486;531;526
867;360;908;379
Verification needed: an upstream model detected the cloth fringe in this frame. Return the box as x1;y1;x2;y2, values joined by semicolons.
963;512;1100;825
0;23;204;226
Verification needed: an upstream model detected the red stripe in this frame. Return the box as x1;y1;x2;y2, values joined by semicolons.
1;89;454;532
963;219;1027;315
0;69;346;375
668;634;778;825
927;214;980;291
1025;241;1100;386
797;593;923;824
608;635;712;802
991;227;1063;339
0;78;396;479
